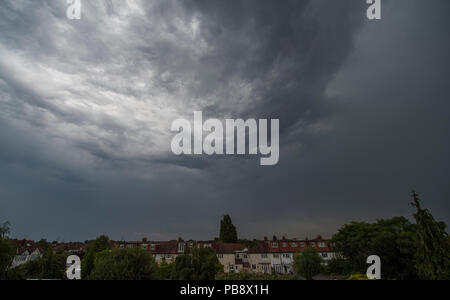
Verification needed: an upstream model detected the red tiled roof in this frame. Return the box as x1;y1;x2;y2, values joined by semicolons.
248;241;269;254
151;241;179;254
11;239;42;255
212;241;246;254
112;236;332;255
266;237;331;253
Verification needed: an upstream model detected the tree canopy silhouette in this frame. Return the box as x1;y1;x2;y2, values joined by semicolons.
219;215;238;243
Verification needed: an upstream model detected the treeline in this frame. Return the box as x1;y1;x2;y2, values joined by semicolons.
1;234;223;280
327;191;450;280
1;191;449;280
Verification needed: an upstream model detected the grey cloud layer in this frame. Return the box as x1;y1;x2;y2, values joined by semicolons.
0;0;448;241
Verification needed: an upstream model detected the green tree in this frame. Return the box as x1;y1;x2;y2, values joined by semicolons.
90;248;159;280
347;273;369;280
326;258;353;276
90;235;111;253
21;259;41;279
330;217;418;280
0;221;11;238
0;221;15;280
159;258;174;280
37;239;51;251
412;191;450;280
219;215;238;243
82;249;95;280
82;235;111;279
293;247;323;280
40;248;67;280
172;247;223;280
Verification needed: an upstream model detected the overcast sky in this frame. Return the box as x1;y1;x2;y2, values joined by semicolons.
0;0;449;242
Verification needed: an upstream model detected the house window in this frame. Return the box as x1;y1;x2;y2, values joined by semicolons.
243;254;248;259
310;242;316;247
321;253;328;258
318;242;326;248
300;242;305;247
271;242;278;248
178;243;185;253
218;254;223;259
291;242;298;248
150;244;156;250
261;254;268;259
282;242;287;247
273;254;280;258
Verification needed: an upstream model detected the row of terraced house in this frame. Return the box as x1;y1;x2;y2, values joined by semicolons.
114;236;336;275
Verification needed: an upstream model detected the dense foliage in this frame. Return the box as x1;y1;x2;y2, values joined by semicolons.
90;247;159;280
4;249;69;280
330;191;449;280
0;222;15;280
330;216;418;280
159;258;174;280
293;246;323;280
82;235;111;279
412;191;450;280
347;273;370;280
171;247;223;280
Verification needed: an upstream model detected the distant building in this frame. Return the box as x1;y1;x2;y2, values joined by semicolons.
10;239;43;268
112;235;335;275
52;242;86;255
264;236;335;274
213;241;247;273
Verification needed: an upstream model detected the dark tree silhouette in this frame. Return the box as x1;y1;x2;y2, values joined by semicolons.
411;190;450;280
219;215;238;243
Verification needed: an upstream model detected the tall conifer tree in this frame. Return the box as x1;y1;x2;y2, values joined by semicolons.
219;215;238;243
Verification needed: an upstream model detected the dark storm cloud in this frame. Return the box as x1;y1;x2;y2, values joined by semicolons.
173;0;367;128
0;0;448;241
